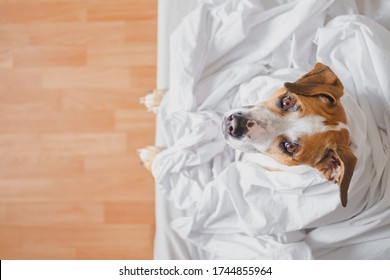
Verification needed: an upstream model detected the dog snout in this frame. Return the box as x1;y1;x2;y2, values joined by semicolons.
224;112;249;139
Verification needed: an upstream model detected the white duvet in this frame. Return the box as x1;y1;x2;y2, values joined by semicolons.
153;0;390;259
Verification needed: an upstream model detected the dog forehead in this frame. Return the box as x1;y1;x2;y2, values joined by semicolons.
285;115;328;138
268;114;347;146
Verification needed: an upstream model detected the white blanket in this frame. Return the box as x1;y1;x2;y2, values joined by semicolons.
153;0;390;259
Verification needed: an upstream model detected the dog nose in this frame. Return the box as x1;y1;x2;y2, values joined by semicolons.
226;112;248;138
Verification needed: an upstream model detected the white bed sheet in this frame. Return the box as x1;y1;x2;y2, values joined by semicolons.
155;0;207;260
154;0;390;259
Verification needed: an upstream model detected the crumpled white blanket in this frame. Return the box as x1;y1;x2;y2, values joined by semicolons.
152;0;390;259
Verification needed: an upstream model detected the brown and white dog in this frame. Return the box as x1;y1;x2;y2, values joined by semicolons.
222;63;357;207
140;63;357;207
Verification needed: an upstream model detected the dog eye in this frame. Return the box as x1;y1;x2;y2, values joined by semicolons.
279;94;295;110
280;140;299;156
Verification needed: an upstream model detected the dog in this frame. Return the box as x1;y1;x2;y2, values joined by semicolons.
222;63;357;207
139;63;357;207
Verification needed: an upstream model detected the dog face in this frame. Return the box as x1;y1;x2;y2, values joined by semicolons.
222;63;357;207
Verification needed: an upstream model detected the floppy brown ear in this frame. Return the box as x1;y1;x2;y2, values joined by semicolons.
315;146;357;207
284;63;344;105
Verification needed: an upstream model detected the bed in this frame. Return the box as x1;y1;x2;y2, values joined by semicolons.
152;0;390;259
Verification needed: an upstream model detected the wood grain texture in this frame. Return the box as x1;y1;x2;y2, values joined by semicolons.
0;0;157;259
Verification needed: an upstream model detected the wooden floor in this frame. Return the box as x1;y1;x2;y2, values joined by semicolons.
0;0;157;259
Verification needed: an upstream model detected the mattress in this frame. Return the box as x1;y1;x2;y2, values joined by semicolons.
153;0;390;259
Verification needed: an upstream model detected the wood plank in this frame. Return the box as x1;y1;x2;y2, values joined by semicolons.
87;0;157;21
0;48;13;68
0;2;87;23
41;133;127;156
2;202;104;225
0;25;30;47
0;225;152;259
115;109;156;133
0;179;53;202
55;173;155;202
0;175;154;203
29;22;126;45
126;20;157;43
61;89;141;111
21;224;153;251
0;203;6;223
13;46;87;67
0;68;43;89
76;246;153;260
87;43;156;66
128;66;156;91
0;134;42;157
0;245;77;260
104;201;155;224
0;157;84;179
0;111;115;133
0;0;87;2
42;67;130;89
0;226;22;249
84;155;139;173
0;88;62;113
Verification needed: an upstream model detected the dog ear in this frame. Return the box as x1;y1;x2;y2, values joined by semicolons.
284;63;344;105
315;146;357;207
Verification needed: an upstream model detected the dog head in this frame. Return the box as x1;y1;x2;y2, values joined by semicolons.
222;63;357;207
